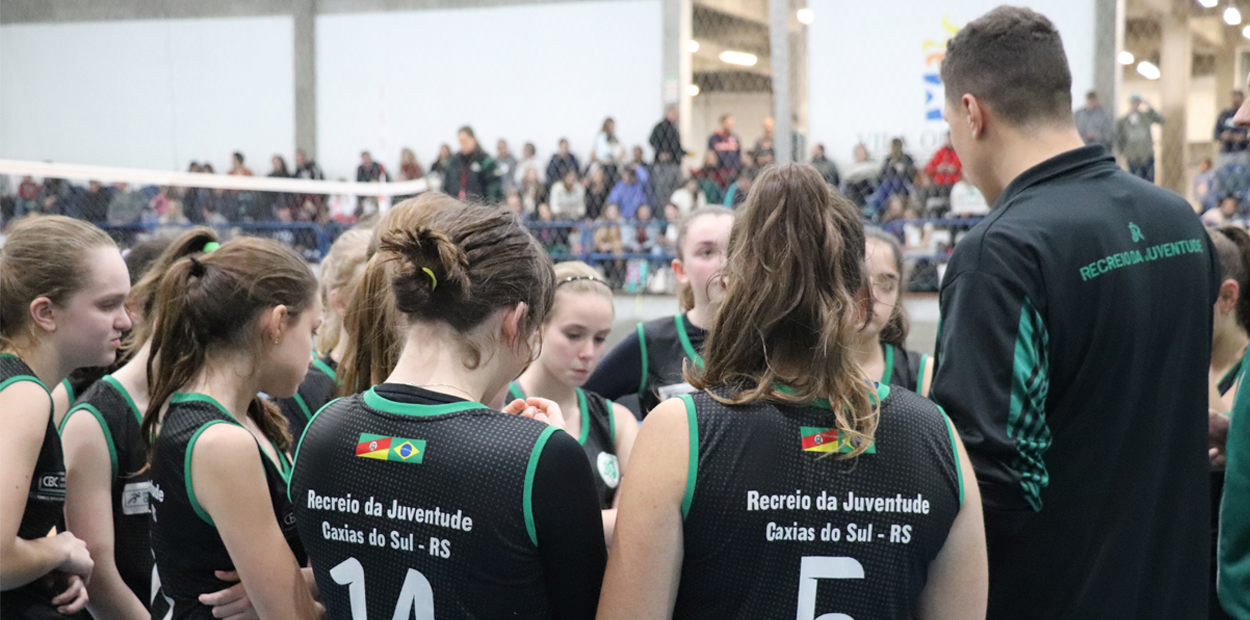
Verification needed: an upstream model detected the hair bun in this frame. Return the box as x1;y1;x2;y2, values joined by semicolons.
380;227;470;313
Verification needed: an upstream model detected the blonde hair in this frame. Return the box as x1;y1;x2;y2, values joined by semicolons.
1;216;115;350
315;227;372;356
553;261;613;302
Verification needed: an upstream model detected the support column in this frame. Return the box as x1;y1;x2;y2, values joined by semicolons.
293;0;317;158
1158;1;1191;193
1093;0;1121;112
769;0;792;165
662;0;693;165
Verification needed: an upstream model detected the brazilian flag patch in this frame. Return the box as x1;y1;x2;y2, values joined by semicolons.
800;426;875;454
356;433;426;463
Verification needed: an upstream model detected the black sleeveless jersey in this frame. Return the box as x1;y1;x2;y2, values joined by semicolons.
637;313;706;415
60;375;154;607
290;385;576;619
509;382;621;508
673;384;962;620
881;344;930;395
0;354;70;620
149;393;305;620
276;355;338;443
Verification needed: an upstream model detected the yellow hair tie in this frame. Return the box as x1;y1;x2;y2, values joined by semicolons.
422;267;438;290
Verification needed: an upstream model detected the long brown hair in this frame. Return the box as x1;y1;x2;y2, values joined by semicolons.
1;215;115;350
142;237;317;452
338;194;463;396
121;227;220;362
375;203;555;369
688;164;878;456
865;228;910;348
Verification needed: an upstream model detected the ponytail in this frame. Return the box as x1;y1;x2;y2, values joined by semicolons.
121;227;219;363
315;227;372;357
142;237;317;454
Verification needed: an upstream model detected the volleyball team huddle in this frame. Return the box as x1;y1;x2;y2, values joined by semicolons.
3;6;1241;620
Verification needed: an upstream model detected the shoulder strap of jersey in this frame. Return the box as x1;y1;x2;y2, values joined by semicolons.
881;343;895;385
509;381;527;401
674;314;705;369
636;322;650;396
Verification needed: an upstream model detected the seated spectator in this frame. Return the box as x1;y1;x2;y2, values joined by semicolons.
880;193;910;225
547;138;581;187
429;144;453;178
693;150;730;205
504;190;525;218
16;175;39;218
229;151;253;177
266;155;295;219
594;203;626;254
37;177;67;215
519;167;548;214
515;142;543;188
924;132;962;192
607;166;647;219
549;169;586;220
668;177;707;218
660;203;682;252
80;180;112;223
107;182;147;225
585;167;609;221
722;169;755;208
708;114;742;178
328;181;358;224
949;179;990;216
532;202;568;255
294;150;324;180
880;137;917;184
810;144;841;187
398;147;425;181
496;140;518;191
1204;194;1242;227
630;146;651;187
910;171;948;217
625;203;662;253
1195;158;1217;212
841;144;880;207
356;150;388;182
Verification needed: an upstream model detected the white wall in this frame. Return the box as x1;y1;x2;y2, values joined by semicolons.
0;17;295;172
807;0;1096;167
316;1;662;179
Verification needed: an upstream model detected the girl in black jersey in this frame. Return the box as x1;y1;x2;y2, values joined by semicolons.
856;229;934;397
511;261;639;540
143;237;323;620
600;164;987;620
290;202;607;619
276;226;372;438
0;216;132;618
585;205;734;416
61;228;253;620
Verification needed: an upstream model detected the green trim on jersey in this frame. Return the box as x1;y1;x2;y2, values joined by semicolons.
774;382;890;409
509;382;526;402
0;374;49;394
937;406;964;505
916;354;931;396
61;404;118;480
287;397;344;502
523;425;560;547
185;420;230;527
312;357;338;384
674;314;705;369
1007;297;1052;512
61;378;76;404
363;388;486;417
101;376;143;425
679;393;699;519
171;392;235;419
607;400;617;445
881;345;895;385
292;392;314;423
575;389;590;445
636;323;650;396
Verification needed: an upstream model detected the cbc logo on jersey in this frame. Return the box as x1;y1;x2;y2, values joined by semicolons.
34;473;66;500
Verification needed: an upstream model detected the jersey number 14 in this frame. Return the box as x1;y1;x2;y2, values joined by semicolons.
330;557;434;620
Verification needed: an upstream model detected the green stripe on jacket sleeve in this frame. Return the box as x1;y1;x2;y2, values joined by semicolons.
1006;297;1052;512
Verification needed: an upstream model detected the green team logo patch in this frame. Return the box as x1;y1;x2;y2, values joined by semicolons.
597;452;620;488
1129;222;1145;243
355;433;425;463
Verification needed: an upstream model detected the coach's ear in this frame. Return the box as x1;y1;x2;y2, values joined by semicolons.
963;94;986;140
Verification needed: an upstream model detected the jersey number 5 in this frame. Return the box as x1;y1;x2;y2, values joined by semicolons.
330;557;435;620
797;556;864;620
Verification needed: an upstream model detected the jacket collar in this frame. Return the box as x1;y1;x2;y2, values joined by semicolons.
993;145;1114;209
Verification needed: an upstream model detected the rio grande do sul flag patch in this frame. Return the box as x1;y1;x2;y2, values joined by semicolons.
800;426;875;454
356;433;426;463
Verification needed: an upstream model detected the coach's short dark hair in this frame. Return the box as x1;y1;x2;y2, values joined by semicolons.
941;6;1073;127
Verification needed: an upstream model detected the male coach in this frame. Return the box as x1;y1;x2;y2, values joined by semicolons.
931;6;1218;619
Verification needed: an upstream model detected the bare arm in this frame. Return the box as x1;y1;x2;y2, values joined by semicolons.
62;409;148;620
915;423;988;620
602;403;640;544
597;398;689;620
193;425;322;620
0;381;93;591
51;382;72;429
